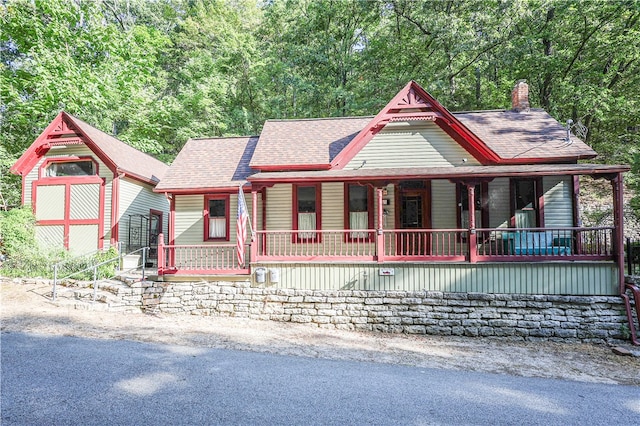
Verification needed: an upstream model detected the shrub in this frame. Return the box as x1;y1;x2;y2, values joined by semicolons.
0;206;62;277
0;207;119;279
0;206;37;254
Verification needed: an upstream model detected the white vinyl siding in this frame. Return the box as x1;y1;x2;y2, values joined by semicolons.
27;144;113;248
35;185;65;220
431;180;456;229
266;183;395;231
543;176;573;227
345;122;480;169
266;184;292;230
24;166;39;207
174;192;255;245
485;177;574;229
119;177;170;243
251;262;618;295
69;184;100;220
174;195;203;245
321;183;343;230
488;178;511;228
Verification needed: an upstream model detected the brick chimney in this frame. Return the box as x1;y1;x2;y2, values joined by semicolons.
511;80;530;112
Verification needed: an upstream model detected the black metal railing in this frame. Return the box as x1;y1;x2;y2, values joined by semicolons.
626;238;640;276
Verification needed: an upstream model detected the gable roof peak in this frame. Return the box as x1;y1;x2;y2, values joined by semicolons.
11;111;168;185
329;80;502;169
395;80;432;109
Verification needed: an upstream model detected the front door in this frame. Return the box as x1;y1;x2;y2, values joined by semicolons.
148;210;162;266
397;181;430;255
400;194;424;229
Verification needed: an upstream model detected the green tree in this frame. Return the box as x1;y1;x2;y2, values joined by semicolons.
1;0;175;195
258;0;382;118
1;0;638;216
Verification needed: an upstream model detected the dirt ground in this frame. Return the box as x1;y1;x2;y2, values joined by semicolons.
2;281;639;386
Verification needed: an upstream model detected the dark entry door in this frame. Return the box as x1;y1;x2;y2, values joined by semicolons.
397;183;430;255
148;210;162;266
401;194;424;228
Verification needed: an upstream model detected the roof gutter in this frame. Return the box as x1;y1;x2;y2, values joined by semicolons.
248;164;631;185
153;185;249;194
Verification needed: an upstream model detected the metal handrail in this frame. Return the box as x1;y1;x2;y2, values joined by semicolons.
52;246;148;302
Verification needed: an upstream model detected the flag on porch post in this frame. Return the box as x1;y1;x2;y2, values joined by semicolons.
237;186;249;267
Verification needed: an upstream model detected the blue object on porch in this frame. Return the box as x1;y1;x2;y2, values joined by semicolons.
502;231;572;255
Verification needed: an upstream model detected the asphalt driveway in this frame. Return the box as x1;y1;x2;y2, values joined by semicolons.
2;331;639;425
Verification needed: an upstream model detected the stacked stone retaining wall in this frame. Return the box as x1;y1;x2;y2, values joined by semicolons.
141;280;635;344
4;277;636;344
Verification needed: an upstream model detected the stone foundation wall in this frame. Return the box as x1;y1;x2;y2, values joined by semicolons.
141;280;635;344
4;276;635;344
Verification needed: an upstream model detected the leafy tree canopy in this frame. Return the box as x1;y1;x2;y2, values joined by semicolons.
1;0;639;210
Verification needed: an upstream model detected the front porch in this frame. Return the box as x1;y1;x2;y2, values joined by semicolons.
158;164;627;294
156;225;616;281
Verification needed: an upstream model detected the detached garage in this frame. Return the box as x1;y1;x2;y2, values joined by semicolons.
10;112;169;256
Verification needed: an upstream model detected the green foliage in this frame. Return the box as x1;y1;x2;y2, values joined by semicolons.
1;0;639;220
0;206;61;277
56;246;119;281
631;151;640;216
0;206;118;278
619;322;631;340
0;145;21;209
94;247;119;279
0;206;38;256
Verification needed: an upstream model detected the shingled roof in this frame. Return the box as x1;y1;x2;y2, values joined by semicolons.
155;136;258;193
454;109;597;161
248;110;596;171
11;111;169;185
157;81;600;191
250;117;372;169
66;113;169;184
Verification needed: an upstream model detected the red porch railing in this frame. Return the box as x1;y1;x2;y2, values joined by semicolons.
156;227;616;275
256;229;376;261
158;242;249;275
474;227;614;261
383;229;468;261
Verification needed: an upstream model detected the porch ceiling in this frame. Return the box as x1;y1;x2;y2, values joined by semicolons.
248;163;630;185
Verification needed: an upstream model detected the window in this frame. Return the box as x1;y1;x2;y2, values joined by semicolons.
511;179;541;228
457;183;487;229
346;184;373;239
294;184;321;241
205;195;229;240
45;160;95;177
